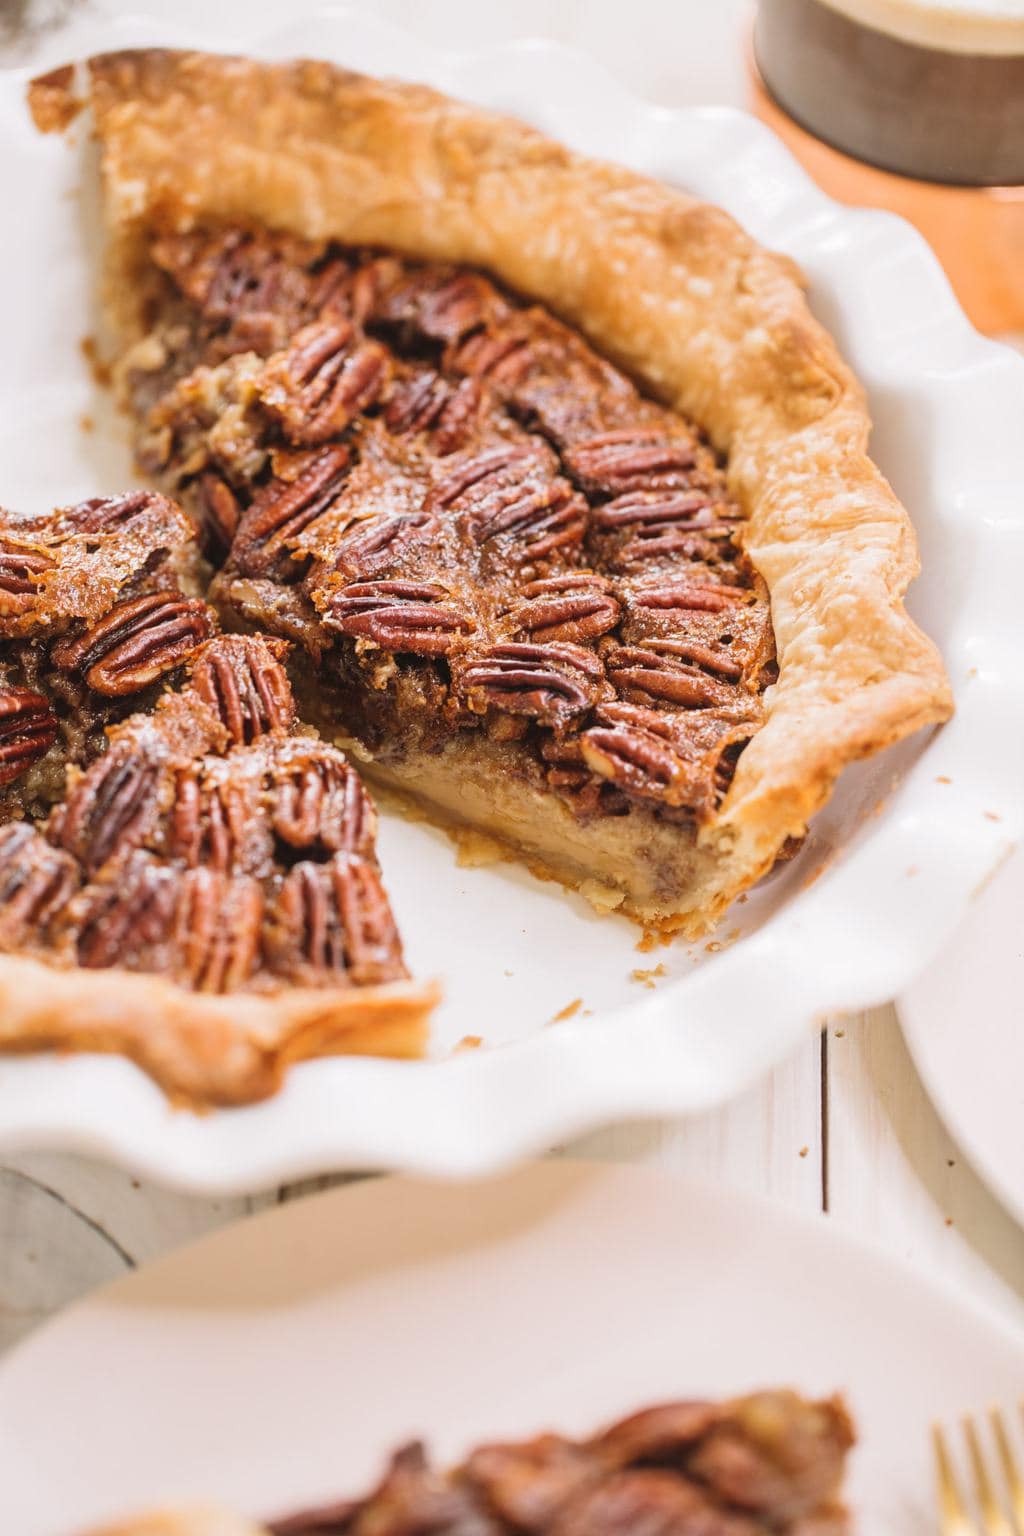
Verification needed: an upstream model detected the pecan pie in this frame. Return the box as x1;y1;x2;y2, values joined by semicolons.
83;1389;855;1536
0;487;434;1104
32;51;952;933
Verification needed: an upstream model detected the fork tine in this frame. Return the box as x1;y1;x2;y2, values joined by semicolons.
991;1408;1024;1536
935;1422;980;1536
965;1415;1015;1536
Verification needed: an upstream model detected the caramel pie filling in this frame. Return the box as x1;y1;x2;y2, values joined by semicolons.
118;227;776;921
0;491;408;1002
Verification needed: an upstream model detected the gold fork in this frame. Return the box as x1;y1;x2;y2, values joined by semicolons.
934;1407;1024;1535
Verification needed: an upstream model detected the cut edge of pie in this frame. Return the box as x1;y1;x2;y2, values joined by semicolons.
31;51;953;938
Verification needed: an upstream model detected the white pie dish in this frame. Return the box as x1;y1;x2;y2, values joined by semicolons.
0;6;1020;1192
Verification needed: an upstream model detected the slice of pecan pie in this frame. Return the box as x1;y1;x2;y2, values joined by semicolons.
0;488;434;1104
83;1389;855;1535
32;51;952;933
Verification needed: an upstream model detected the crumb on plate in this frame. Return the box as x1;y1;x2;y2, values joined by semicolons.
630;964;666;989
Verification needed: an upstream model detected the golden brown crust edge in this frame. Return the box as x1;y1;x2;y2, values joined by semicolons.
0;954;436;1105
35;49;953;926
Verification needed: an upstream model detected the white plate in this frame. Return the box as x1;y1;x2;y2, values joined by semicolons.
0;6;1021;1189
1;1161;1023;1534
898;847;1024;1228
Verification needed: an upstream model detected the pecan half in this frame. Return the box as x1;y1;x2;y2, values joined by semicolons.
384;370;450;436
565;428;701;496
538;735;607;815
617;524;739;571
430;378;487;457
511;573;620;644
461;1437;600;1531
204;233;279;315
0;689;58;786
0;539;54;620
53;489;170;537
271;747;376;858
155;228;264;311
174;867;262;992
465;479;587;563
385;373;483;455
625;583;752;681
195;472;242;556
155;228;330;350
604;645;735;710
458;642;607;726
646;634;751;686
0;824;78;949
169;769;256;874
260;318;389;445
56;739;162;873
326;579;473;657
579;716;692;807
427;431;582;563
345;255;396;325
416;269;497;342
330;511;442;584
452;325;533;387
428;445;539;511
51;592;214;697
591;490;723;534
268;853;404;986
189;634;295;745
373;266;499;344
714;736;750;800
75;852;179;970
630;580;749;614
233;445;350;578
638;641;743;683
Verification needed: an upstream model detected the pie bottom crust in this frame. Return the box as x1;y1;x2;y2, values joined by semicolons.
0;955;435;1106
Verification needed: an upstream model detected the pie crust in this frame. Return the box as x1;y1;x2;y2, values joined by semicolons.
30;49;952;936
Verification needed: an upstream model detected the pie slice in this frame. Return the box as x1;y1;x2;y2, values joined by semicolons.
31;51;952;935
0;488;435;1104
82;1389;855;1535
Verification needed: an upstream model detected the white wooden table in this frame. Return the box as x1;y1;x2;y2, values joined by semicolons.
3;0;1023;1356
